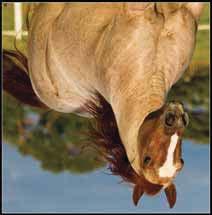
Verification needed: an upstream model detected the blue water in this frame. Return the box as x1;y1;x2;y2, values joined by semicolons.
2;140;210;213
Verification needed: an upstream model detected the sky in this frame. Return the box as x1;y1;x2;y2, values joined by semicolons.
2;140;210;213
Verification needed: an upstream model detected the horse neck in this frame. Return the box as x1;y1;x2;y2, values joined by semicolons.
104;65;167;175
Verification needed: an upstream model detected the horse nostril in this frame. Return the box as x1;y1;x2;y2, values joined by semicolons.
180;158;184;165
165;112;176;127
143;156;151;166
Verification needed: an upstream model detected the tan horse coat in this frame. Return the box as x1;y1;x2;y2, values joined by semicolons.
27;3;204;175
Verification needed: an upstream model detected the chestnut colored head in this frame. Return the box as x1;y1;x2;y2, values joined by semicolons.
138;101;188;186
133;101;189;207
85;94;188;208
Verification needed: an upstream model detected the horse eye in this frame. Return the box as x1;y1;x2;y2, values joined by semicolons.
143;156;151;165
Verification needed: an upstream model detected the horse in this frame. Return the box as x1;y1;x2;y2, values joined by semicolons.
3;3;204;208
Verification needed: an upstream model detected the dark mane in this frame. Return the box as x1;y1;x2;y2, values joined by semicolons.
3;49;48;109
85;93;138;184
3;5;46;109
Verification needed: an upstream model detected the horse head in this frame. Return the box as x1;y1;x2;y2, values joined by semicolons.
138;101;188;186
132;101;189;207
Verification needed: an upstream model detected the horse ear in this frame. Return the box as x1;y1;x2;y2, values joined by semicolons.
185;3;205;22
132;185;144;206
164;183;177;208
124;3;152;16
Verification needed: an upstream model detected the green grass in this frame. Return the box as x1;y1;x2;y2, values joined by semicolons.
192;30;210;64
2;35;28;54
2;4;14;30
2;3;28;31
199;2;210;25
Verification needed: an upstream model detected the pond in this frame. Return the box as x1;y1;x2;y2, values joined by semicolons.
2;64;210;213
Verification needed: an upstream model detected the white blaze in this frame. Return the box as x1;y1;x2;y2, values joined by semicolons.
159;133;178;178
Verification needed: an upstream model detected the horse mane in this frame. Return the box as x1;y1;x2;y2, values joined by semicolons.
85;93;139;184
3;49;48;109
3;4;47;108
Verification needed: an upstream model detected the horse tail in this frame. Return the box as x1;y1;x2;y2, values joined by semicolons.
3;48;47;109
